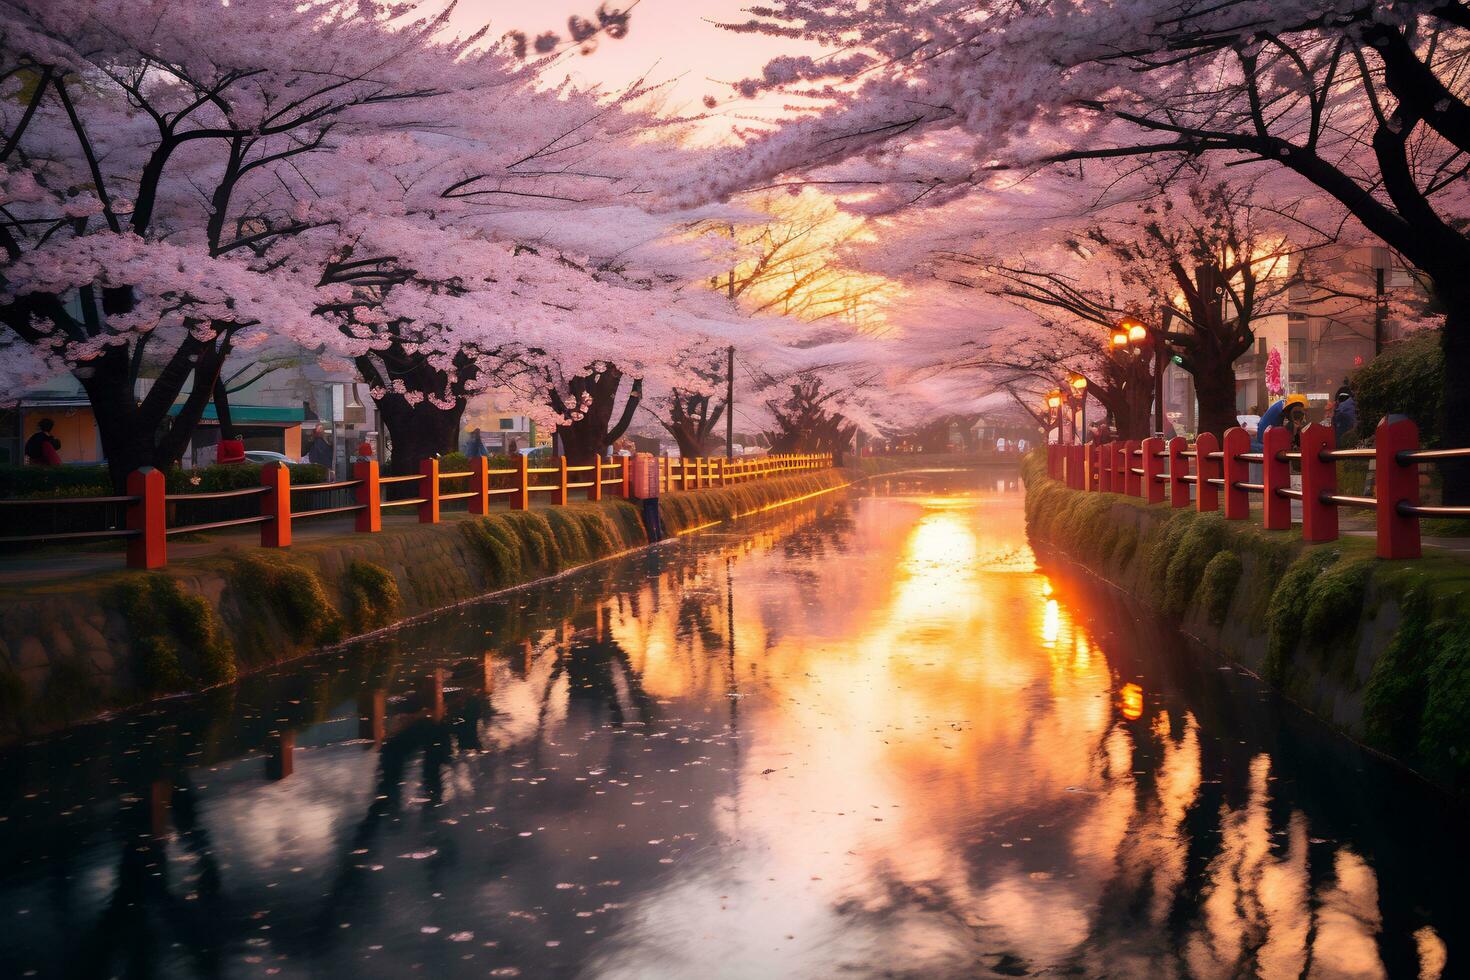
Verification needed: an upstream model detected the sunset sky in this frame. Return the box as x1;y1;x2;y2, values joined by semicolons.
455;1;815;137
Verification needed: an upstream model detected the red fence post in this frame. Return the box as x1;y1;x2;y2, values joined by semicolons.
588;460;602;502
1299;423;1338;543
261;461;292;548
1167;437;1190;508
354;459;381;532
1124;441;1142;497
621;456;634;499
1222;427;1251;520
1376;415;1421;559
1099;442;1113;493
510;453;529;510
419;456;440;524
1142;437;1165;504
719;458;728;487
1111;441;1125;492
1262;426;1292;531
125;466;166;569
555;456;569;506
1071;445;1086;489
1195;432;1220;513
469;456;489;515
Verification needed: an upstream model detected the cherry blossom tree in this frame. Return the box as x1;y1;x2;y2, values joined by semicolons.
0;0;504;488
714;0;1470;494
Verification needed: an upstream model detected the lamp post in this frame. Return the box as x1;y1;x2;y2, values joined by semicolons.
1113;315;1167;436
1067;373;1088;443
1046;389;1065;445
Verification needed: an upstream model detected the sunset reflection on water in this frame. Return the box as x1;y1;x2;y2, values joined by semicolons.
0;471;1460;978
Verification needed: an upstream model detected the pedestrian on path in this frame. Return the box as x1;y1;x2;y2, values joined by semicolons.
24;418;61;465
306;424;334;474
1333;391;1358;445
467;428;488;460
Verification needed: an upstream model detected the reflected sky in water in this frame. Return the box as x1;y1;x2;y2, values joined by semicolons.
0;470;1463;978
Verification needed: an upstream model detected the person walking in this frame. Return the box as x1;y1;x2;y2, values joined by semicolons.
1332;391;1358;445
24;418;62;465
306;424;334;476
466;428;488;460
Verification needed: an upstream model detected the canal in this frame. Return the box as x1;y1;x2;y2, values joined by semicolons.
0;468;1463;978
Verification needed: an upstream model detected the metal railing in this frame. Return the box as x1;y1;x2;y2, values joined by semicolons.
1045;416;1463;559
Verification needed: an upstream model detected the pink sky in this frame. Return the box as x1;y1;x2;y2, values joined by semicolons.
453;1;815;136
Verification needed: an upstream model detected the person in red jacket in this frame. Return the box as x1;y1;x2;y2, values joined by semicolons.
25;418;62;465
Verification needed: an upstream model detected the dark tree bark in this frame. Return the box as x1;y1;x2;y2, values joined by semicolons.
356;345;476;476
549;363;642;465
374;397;466;476
763;379;856;465
71;330;229;491
1437;287;1470;501
658;391;726;458
212;377;235;439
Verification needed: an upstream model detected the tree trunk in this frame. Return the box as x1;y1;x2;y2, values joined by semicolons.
79;347;157;493
79;339;227;492
212;377;234;438
1439;290;1470;504
551;366;642;466
1192;356;1239;441
375;397;465;476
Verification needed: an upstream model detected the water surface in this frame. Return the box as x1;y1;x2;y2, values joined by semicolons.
0;469;1463;978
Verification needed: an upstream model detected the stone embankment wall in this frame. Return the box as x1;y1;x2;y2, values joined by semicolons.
0;460;931;740
1022;452;1470;797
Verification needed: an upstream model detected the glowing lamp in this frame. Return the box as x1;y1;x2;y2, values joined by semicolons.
1068;374;1087;392
1128;323;1148;344
1046;390;1063;409
1111;330;1130;348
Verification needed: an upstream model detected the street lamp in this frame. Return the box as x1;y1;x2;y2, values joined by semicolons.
1112;316;1166;436
1068;373;1088;443
1045;390;1063;445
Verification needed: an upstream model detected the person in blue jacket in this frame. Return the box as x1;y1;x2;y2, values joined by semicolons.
1251;395;1309;452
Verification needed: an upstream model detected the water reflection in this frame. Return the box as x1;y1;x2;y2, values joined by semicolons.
0;470;1462;978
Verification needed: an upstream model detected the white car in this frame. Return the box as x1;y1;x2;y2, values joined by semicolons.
244;450;294;465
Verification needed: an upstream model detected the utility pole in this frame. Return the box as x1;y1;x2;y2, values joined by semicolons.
727;222;737;461
1374;264;1386;355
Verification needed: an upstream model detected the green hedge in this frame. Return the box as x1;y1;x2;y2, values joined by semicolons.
1350;329;1443;446
0;462;326;498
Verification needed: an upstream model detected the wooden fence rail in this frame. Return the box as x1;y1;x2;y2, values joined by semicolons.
1044;417;1470;559
1;453;833;570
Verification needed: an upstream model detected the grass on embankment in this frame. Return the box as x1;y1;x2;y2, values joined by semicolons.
1;461;939;738
1022;450;1470;794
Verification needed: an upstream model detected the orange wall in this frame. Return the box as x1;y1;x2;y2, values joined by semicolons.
20;408;100;463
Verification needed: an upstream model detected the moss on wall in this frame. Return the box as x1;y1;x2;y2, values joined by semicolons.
1199;551;1242;625
1022;449;1470;794
115;574;236;694
344;560;401;633
229;552;346;653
